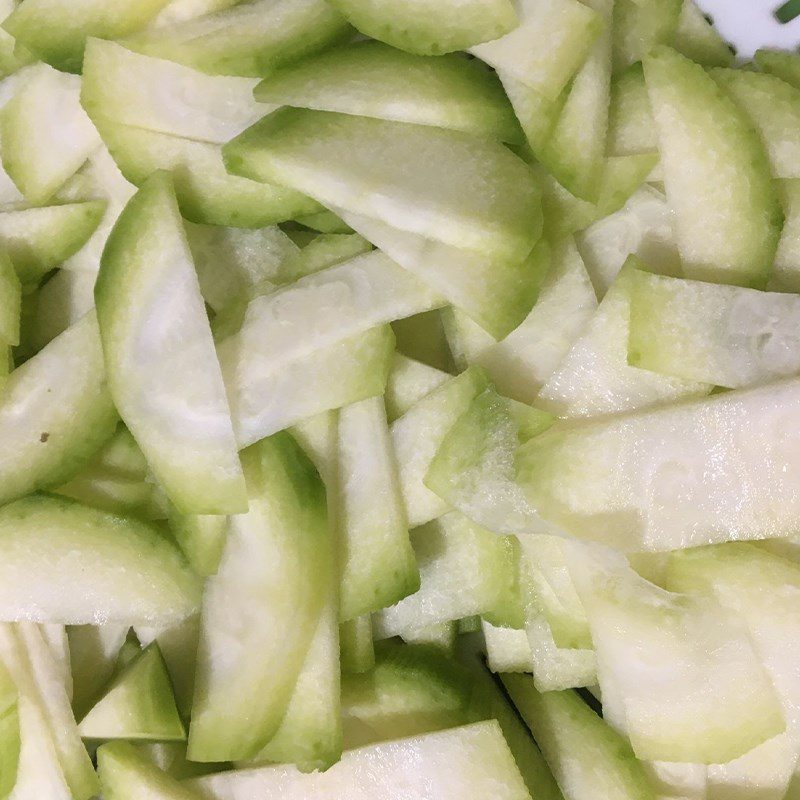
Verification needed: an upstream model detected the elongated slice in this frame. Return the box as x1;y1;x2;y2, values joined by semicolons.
340;617;375;675
502;676;655;800
250;601;341;771
91;116;319;228
191;721;531;800
188;433;329;762
123;0;350;77
218;250;440;380
0;64;101;204
519;377;800;551
470;0;601;101
712;67;800;179
96;171;246;515
0;312;117;506
98;741;203;800
0;250;19;347
537;262;711;417
13;623;98;800
207;233;372;340
667;544;800;799
644;46;782;287
58;145;137;276
627;269;800;387
224;109;542;264
0;201;105;284
81;40;264;145
460;648;563;800
254;41;521;142
772;178;800;293
607;65;657;157
337;396;418;621
277;232;371;283
338;209;541;338
341;641;471;748
0;660;18;798
0;625;75;800
2;0;170;72
328;0;514;55
0;494;201;625
78;643;184;742
756;48;800;90
426;386;552;535
567;547;784;763
221;323;395;446
39;624;71;699
217;250;436;445
392;366;490;527
373;513;518;636
539;0;612;202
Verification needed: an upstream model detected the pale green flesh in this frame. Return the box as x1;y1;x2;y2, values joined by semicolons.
90;115;320;228
537;262;711;417
1;622;98;800
122;0;352;77
224;108;542;264
337;396;418;622
0;64;101;204
501;674;655;800
0;312;118;506
328;0;516;56
373;512;517;635
566;547;785;764
189;721;532;800
425;386;553;535
518;378;800;551
627;269;800;388
96;171;247;516
712;67;800;180
81;39;265;145
254;41;521;143
470;0;602;101
644;46;782;287
187;434;330;762
340;640;471;749
391;366;490;527
247;602;342;772
0;201;105;284
0;495;201;626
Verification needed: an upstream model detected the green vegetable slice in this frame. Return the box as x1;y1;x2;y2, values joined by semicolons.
122;0;351;77
187;433;329;762
644;46;782;287
96;171;247;515
254;41;521;142
0;494;201;626
337;396;418;622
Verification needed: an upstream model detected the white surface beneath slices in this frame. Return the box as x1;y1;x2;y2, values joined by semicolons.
695;0;800;59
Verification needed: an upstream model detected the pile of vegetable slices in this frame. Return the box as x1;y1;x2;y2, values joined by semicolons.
0;0;799;798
